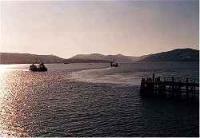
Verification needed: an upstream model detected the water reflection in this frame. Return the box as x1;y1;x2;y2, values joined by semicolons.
0;64;198;137
0;70;27;136
0;65;74;136
0;66;42;136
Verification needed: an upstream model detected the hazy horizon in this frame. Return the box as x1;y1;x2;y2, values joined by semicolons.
0;0;199;58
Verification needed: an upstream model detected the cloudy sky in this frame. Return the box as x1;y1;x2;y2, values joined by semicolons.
0;0;198;58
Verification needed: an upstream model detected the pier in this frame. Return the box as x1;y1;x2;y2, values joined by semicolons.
140;74;199;101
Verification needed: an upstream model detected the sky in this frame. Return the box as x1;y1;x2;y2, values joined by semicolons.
0;0;199;58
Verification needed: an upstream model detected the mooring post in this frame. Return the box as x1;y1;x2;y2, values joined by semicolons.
193;80;196;98
140;78;146;95
178;80;182;98
192;80;195;98
171;77;174;97
186;78;189;99
152;73;155;94
153;73;155;83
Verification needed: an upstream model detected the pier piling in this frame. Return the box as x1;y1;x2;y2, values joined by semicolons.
140;74;199;102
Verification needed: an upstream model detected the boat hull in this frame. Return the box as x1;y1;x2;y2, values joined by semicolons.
29;63;48;72
29;67;47;72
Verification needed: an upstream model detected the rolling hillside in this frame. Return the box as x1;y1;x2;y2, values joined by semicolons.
0;48;198;64
140;48;199;62
0;53;64;64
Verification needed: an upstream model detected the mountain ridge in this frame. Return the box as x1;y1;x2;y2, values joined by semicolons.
0;53;65;64
140;48;199;62
67;48;199;63
69;53;140;63
0;48;199;64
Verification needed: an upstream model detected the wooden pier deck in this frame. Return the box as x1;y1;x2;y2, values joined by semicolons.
140;74;199;101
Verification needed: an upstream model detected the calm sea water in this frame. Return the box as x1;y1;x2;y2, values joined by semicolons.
0;62;199;136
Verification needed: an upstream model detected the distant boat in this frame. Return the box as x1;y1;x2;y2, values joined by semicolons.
110;61;119;67
29;63;47;72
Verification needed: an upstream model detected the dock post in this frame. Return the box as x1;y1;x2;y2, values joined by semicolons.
186;78;189;99
152;74;155;95
192;80;195;99
193;80;196;98
140;78;146;95
171;77;174;97
153;73;155;83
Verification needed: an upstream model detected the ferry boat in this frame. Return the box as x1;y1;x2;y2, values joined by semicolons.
110;61;119;67
29;63;47;72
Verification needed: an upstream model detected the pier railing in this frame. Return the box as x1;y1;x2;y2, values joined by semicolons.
140;74;199;100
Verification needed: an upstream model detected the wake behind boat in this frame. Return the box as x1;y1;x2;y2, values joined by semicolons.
29;63;47;72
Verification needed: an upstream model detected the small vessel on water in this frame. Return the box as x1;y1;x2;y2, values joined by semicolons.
29;63;47;72
110;61;119;67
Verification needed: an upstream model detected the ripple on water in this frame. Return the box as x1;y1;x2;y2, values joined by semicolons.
0;63;199;137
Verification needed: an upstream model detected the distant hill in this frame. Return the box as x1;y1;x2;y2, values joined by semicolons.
64;59;111;64
0;48;198;64
140;48;199;62
65;48;199;63
0;53;64;64
66;53;140;63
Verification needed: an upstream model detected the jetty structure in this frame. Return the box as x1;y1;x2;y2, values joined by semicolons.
140;74;199;101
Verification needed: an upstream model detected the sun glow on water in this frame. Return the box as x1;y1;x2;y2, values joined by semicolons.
0;65;19;70
0;64;29;71
0;71;12;136
0;69;28;136
0;70;10;102
0;65;9;70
